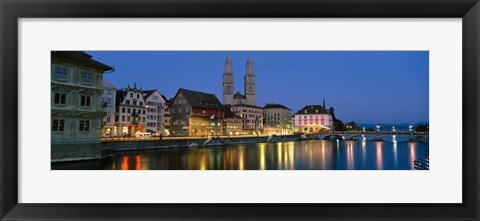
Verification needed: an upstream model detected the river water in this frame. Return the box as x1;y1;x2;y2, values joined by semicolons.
52;139;429;170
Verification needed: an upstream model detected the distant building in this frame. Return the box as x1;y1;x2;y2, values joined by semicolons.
222;105;244;136
230;104;263;135
170;88;224;136
115;83;147;137
142;90;166;135
294;104;334;133
262;103;293;135
101;80;117;137
162;95;172;135
51;51;113;161
223;56;256;106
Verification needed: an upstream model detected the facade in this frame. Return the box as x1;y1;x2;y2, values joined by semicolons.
230;104;263;135
143;90;166;135
262;103;293;135
51;51;113;161
294;104;334;133
101;80;117;137
170;88;224;136
162;95;172;135
115;84;147;137
223;56;256;106
222;105;244;136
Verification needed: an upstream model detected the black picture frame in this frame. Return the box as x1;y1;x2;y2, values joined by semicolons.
1;0;479;220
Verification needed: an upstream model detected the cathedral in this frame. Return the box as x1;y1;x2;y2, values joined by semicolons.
222;56;256;106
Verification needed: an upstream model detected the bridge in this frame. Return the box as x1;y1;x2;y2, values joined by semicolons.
309;131;429;142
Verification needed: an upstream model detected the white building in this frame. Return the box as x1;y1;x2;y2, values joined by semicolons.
262;103;293;135
101;80;116;137
143;90;166;135
294;105;334;133
51;51;113;161
115;83;147;137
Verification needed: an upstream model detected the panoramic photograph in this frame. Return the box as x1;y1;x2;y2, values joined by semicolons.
51;51;429;170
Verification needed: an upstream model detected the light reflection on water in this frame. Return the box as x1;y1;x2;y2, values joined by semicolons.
52;140;429;170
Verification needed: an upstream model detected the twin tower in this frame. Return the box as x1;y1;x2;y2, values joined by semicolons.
222;56;256;106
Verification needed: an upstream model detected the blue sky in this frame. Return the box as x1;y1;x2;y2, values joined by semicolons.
86;51;429;124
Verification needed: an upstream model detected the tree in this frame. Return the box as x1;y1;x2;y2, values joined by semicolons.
415;124;429;132
345;121;359;131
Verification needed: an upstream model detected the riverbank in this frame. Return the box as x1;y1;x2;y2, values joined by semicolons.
102;134;302;152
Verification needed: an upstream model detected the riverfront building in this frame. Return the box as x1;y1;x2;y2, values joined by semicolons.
230;104;263;135
143;90;166;135
170;88;224;136
51;51;113;161
223;56;256;106
101;80;117;137
162;96;172;135
262;103;293;135
222;105;244;136
115;84;147;137
294;104;334;133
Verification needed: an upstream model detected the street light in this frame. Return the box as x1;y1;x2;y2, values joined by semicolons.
376;125;380;132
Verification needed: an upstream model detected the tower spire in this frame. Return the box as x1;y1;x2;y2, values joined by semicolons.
246;57;254;75
224;56;233;74
323;97;326;108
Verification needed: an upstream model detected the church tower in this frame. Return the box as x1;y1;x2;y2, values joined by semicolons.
223;56;234;105
244;57;256;106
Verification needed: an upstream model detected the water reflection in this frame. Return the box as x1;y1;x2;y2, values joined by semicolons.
52;140;429;170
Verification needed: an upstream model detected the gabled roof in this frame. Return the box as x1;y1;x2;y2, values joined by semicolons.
142;90;158;98
295;105;330;115
174;88;222;109
51;51;113;71
263;103;291;110
233;91;246;99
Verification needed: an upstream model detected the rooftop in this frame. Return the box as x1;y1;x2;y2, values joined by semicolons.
51;51;113;71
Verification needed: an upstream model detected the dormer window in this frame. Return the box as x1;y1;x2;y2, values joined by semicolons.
304;110;307;114
316;110;318;113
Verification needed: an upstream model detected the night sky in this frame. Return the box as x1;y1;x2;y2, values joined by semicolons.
86;51;429;124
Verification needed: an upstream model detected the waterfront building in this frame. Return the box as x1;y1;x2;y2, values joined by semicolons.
51;51;113;161
170;88;224;136
115;83;147;137
230;104;263;135
294;104;334;133
162;95;172;135
142;90;166;135
262;103;293;135
222;105;244;136
223;56;256;106
101;80;117;137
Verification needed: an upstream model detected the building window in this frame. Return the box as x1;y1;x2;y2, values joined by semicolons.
79;120;90;131
80;96;91;107
54;68;69;80
52;119;65;131
137;94;140;98
122;108;125;113
106;116;111;123
133;100;137;106
80;72;92;83
54;93;66;105
127;116;131;121
127;108;131;113
122;116;125;121
143;110;146;114
126;100;130;105
140;102;143;106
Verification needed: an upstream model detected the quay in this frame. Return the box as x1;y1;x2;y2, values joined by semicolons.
101;134;302;152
